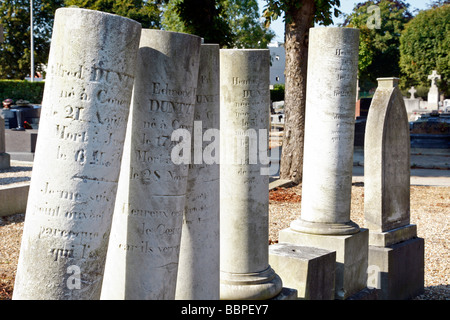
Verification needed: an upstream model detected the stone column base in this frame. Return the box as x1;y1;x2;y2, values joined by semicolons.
368;237;424;300
290;218;360;235
220;266;283;300
269;243;336;300
279;227;369;300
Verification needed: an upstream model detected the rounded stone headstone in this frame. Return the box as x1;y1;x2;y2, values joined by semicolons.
13;8;141;300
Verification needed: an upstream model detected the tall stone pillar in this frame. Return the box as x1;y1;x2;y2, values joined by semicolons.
219;49;282;300
290;27;360;236
279;27;369;300
175;44;221;300
13;8;141;299
101;30;201;300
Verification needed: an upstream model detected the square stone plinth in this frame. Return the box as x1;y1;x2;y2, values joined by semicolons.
269;243;336;300
279;228;369;300
369;224;417;247
368;237;424;300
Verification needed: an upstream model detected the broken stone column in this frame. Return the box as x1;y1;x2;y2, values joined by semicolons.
101;30;201;300
279;27;369;300
219;49;282;300
13;8;141;300
364;77;424;300
175;44;221;300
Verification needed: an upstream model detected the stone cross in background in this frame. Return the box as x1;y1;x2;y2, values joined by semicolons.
408;86;417;99
427;70;441;109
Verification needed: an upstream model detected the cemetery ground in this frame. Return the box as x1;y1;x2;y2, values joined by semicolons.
0;158;449;300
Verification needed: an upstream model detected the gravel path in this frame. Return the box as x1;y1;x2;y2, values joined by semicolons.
0;162;449;300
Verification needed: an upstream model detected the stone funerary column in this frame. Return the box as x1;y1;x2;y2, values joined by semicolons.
219;49;282;300
175;44;221;300
13;8;141;299
280;27;369;300
101;30;201;300
290;27;360;235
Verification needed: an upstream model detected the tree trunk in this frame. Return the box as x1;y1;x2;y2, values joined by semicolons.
279;0;315;185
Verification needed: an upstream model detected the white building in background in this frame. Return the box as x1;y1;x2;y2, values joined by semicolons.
268;41;285;85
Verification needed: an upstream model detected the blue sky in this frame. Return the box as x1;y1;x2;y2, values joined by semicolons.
257;0;432;42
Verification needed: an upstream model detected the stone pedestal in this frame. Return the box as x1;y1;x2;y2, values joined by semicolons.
290;27;360;235
13;8;141;300
175;44;220;300
279;228;369;300
101;30;201;300
269;243;336;300
364;78;424;299
219;49;282;300
368;237;424;300
0;116;10;169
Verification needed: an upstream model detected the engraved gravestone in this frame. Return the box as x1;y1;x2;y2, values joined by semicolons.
13;8;141;299
279;28;369;300
364;78;424;299
175;44;220;300
101;30;201;300
290;27;360;235
219;49;282;300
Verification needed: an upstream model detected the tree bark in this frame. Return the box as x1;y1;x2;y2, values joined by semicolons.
279;0;315;185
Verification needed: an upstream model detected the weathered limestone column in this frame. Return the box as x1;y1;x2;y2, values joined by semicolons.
175;44;220;300
101;30;201;300
13;8;141;299
290;27;360;236
364;78;424;300
220;49;282;300
279;27;369;300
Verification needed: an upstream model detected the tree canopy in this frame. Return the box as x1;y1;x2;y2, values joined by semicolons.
399;4;450;96
162;0;275;48
65;0;163;29
343;0;413;92
0;0;64;79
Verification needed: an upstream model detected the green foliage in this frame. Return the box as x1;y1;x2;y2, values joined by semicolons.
0;0;64;79
162;0;234;47
399;4;450;96
64;0;163;29
343;0;413;92
270;84;285;101
223;0;275;48
262;0;341;26
0;80;45;103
